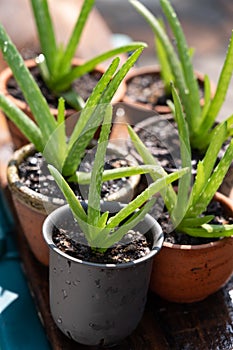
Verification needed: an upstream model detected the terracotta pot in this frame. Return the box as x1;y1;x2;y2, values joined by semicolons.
0;58;126;149
7;143;140;266
150;192;233;303
43;201;164;346
122;65;215;114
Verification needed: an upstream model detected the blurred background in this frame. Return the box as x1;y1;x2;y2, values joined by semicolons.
0;0;232;121
96;0;233;121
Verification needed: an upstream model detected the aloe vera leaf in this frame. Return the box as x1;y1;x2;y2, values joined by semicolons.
200;75;211;116
181;224;233;238
30;0;57;76
53;42;147;91
68;165;163;184
200;32;233;134
87;105;112;227
178;215;214;228
58;0;95;75
62;58;120;176
97;211;109;230
0;94;43;151
170;84;191;226
107;167;189;229
67;57;119;148
60;89;85;111
99;47;145;104
225;114;233;137
93;199;156;249
63;48;145;177
210;116;233;141
186;122;227;214
0;24;57;139
48;165;87;222
155;19;173;93
160;0;201;131
55;98;67;163
127;124;177;212
188;139;233;217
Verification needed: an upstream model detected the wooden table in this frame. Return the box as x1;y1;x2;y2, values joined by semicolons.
1;112;233;349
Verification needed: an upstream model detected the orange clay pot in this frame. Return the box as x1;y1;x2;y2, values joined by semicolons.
150;192;233;303
0;58;126;149
122;65;215;114
7;143;140;266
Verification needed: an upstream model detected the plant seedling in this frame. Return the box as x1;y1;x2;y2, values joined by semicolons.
48;103;188;251
129;0;233;153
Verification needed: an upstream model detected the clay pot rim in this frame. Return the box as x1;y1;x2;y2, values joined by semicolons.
7;142;141;212
163;191;233;250
7;143;63;212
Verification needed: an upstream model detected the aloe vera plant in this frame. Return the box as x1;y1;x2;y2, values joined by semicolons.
129;84;233;238
48;102;188;251
0;22;154;183
130;0;233;153
30;0;145;109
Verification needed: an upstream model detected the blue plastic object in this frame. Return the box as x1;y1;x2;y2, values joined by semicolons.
0;189;51;349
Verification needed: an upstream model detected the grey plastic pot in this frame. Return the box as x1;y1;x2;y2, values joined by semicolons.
43;201;164;347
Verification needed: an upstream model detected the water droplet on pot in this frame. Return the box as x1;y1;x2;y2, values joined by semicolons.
62;289;68;299
57;317;62;324
73;280;80;286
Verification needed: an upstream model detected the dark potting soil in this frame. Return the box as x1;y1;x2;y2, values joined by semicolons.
150;196;233;245
52;217;152;264
133;115;203;173
18;150;129;201
126;72;169;107
7;65;103;109
126;71;204;109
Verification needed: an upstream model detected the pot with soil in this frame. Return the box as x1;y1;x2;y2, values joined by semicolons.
150;192;233;303
128;90;233;303
42;201;163;346
7;143;141;266
0;58;125;149
42;122;189;346
128;0;233;199
0;31;146;265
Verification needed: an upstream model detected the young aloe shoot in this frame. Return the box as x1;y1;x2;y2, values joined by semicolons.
48;103;188;252
128;84;233;238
